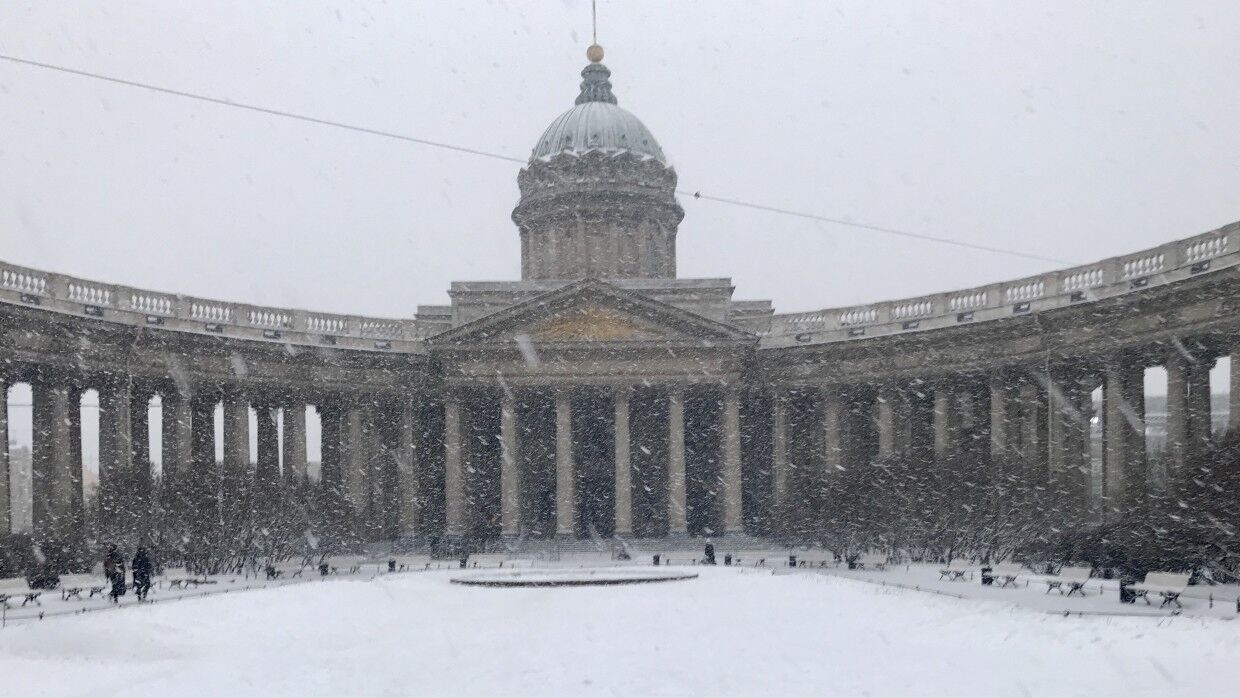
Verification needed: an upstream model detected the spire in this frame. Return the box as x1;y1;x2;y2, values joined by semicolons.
575;45;617;105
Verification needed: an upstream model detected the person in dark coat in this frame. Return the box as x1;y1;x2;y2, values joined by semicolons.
132;547;154;601
704;539;716;565
104;544;126;603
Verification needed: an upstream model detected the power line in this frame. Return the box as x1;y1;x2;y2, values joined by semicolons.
685;192;1075;265
0;52;1072;266
0;54;526;165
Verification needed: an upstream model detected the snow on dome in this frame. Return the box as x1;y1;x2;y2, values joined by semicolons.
530;60;667;164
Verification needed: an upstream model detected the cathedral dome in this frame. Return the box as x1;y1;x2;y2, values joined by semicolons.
530;59;667;164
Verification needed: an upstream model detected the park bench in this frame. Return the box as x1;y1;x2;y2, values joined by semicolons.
853;553;888;570
61;587;83;601
1044;566;1093;596
0;592;39;607
939;559;971;581
794;550;835;568
989;563;1024;588
730;551;792;567
1129;572;1190;608
88;585;107;599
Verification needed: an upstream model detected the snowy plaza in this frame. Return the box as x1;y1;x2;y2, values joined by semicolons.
2;562;1239;697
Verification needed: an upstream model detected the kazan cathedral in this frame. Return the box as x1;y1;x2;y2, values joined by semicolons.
2;47;1237;552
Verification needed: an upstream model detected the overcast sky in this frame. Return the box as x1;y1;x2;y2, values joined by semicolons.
3;1;1239;317
3;2;1240;470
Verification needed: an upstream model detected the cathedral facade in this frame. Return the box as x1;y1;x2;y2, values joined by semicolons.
3;50;1239;550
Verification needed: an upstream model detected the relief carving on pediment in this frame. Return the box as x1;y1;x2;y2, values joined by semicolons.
526;305;667;341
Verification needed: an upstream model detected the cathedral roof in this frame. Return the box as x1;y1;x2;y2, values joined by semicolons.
530;53;667;164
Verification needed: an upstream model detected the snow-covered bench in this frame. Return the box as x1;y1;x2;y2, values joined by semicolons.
744;551;794;567
1044;566;1092;596
793;550;835;568
938;559;971;581
464;554;534;569
853;553;888;570
989;562;1024;588
1129;572;1190;608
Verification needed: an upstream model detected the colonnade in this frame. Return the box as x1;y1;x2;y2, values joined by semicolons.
441;385;745;542
2;338;1236;543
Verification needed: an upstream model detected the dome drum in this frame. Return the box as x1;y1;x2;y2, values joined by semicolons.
515;55;683;281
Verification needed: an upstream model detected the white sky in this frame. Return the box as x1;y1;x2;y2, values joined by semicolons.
3;1;1240;462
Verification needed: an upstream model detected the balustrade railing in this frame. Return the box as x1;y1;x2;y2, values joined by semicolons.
2;221;1237;351
0;258;429;349
765;221;1238;345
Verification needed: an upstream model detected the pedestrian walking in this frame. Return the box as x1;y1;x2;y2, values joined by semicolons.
704;539;716;565
104;544;127;603
132;547;154;601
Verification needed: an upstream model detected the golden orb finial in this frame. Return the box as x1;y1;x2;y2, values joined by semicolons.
586;44;604;63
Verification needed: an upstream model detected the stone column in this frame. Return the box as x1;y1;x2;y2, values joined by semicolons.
613;388;633;537
98;379;133;532
0;379;8;535
396;397;419;539
876;389;896;458
189;393;218;522
1103;360;1134;511
667;388;688;536
1047;371;1069;481
499;391;520;538
318;404;341;489
554;389;575;538
933;383;952;461
255;401;280;487
1187;357;1213;456
821;387;843;476
343;402;366;510
722;387;744;534
1231;343;1240;433
31;382;78;540
772;391;789;512
989;374;1009;463
1166;352;1188;474
282;401;307;481
1122;364;1147;476
222;389;250;473
130;389;152;507
1019;377;1045;472
160;390;193;484
443;394;465;538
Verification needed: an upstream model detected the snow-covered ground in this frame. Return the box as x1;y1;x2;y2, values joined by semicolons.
1;566;1237;697
814;563;1240;620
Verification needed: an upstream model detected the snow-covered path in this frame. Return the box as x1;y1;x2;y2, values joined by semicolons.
1;567;1235;697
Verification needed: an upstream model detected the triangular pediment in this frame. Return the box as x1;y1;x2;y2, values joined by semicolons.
522;304;671;342
428;279;754;347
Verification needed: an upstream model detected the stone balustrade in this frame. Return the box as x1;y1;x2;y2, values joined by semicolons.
0;262;429;353
2;221;1237;353
764;222;1239;346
